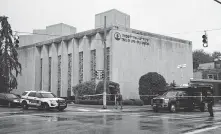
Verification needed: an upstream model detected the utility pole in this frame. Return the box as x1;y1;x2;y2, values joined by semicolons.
103;16;107;109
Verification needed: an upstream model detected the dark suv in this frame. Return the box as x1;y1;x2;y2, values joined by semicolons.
151;85;213;113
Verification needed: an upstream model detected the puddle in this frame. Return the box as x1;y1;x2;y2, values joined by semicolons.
33;114;123;124
8;112;25;115
35;115;75;121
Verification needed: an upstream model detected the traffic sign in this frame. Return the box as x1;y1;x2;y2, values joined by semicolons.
95;70;104;80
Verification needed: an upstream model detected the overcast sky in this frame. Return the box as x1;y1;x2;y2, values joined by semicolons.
1;0;221;53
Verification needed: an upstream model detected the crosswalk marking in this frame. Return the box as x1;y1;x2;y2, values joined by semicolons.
184;125;221;134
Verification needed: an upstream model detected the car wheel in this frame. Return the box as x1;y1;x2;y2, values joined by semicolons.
43;103;49;111
37;106;43;111
170;104;176;113
22;101;28;110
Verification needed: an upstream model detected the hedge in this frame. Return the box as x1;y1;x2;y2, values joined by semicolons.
139;72;167;95
96;81;120;94
72;81;96;103
130;99;144;106
139;72;167;104
140;96;157;105
96;81;120;101
72;81;96;96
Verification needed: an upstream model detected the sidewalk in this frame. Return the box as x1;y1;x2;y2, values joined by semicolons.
67;103;221;113
67;104;152;113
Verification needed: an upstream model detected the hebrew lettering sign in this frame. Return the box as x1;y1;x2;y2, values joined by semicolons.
114;32;149;46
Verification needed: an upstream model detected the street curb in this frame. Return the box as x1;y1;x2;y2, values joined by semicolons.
67;104;221;113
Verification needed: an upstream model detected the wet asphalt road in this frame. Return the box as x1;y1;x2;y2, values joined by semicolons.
0;106;221;134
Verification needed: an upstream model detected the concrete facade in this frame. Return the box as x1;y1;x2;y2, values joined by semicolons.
15;27;193;99
95;9;130;29
111;28;192;99
14;9;193;99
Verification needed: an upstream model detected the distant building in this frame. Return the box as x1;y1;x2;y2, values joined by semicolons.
192;58;221;102
193;59;221;80
15;9;193;99
19;23;76;47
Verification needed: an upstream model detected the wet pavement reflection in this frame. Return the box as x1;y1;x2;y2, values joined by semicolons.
0;107;221;134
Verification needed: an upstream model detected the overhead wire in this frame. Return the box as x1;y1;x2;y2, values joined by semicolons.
13;30;106;41
13;27;221;37
13;31;61;37
164;28;221;35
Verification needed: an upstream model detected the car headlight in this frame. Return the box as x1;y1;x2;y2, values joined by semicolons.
164;99;169;104
13;100;19;103
50;100;57;104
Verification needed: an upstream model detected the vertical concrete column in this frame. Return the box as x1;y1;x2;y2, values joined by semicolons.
51;43;58;95
72;38;79;95
42;45;49;91
95;33;104;84
83;36;91;82
61;41;68;97
107;31;113;81
34;46;41;90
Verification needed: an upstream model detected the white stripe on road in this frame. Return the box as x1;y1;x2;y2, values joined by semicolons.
77;108;91;112
97;109;111;112
184;125;221;134
0;114;31;119
0;111;23;115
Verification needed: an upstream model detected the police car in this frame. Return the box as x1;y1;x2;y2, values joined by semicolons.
151;84;213;113
20;90;67;111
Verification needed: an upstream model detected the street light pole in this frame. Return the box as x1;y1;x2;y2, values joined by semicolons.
180;67;184;85
103;16;107;109
177;64;186;85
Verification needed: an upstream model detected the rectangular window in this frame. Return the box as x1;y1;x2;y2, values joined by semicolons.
40;58;43;90
67;53;72;97
57;55;61;97
79;52;83;83
28;92;36;97
49;57;52;92
91;50;96;82
207;74;214;79
214;74;218;80
106;47;110;80
22;92;28;96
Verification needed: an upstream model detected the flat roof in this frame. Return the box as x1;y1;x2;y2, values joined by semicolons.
190;79;221;83
18;26;191;50
95;9;130;16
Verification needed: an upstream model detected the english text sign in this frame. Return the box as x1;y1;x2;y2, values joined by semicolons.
114;32;149;46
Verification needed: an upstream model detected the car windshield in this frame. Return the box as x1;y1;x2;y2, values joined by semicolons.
5;94;18;99
40;93;56;98
163;91;177;97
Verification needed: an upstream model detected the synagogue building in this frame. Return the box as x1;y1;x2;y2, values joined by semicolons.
15;9;193;99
